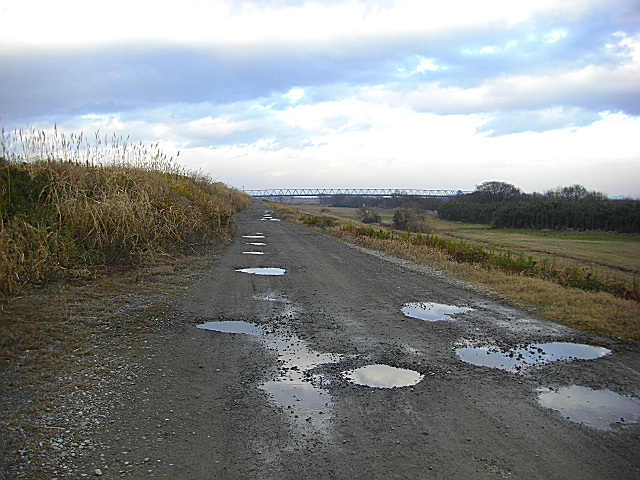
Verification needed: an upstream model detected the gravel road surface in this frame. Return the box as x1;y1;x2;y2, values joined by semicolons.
78;200;640;479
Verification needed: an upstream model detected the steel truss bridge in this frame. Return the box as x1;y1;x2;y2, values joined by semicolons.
245;188;467;198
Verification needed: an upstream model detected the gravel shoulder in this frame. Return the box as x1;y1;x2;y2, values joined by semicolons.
3;199;639;479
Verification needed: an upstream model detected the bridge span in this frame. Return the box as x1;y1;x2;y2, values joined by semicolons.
244;188;467;198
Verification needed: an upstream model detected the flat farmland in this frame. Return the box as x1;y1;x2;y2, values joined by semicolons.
290;202;640;284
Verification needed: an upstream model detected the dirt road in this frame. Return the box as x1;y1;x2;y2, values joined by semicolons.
80;200;639;479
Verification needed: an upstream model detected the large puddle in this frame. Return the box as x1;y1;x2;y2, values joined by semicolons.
402;302;472;321
342;364;424;388
197;320;263;335
260;334;341;424
538;386;640;430
197;314;341;430
236;267;286;276
456;342;611;373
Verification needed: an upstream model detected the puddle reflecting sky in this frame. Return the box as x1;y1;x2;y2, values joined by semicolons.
538;386;640;430
197;321;263;335
402;302;472;321
342;364;424;388
236;268;286;276
260;334;341;419
253;294;279;302
456;342;610;373
197;313;340;428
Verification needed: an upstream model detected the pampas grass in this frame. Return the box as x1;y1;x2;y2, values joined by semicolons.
0;126;251;294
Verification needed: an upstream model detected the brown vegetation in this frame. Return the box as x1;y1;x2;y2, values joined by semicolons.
271;201;639;341
1;126;251;294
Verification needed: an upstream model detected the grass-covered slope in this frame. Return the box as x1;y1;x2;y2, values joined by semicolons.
0;127;251;294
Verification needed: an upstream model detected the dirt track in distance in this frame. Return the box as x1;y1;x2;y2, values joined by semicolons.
77;199;639;479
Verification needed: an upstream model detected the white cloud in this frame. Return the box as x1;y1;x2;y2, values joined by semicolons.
0;0;613;49
416;58;439;72
284;87;305;102
2;0;639;197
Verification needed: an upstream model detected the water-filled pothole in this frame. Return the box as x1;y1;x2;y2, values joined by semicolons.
261;335;341;418
253;294;279;301
342;364;424;388
197;315;339;429
197;320;263;335
537;386;640;430
402;302;472;321
456;342;610;372
236;268;286;275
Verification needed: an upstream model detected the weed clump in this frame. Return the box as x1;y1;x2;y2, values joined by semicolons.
0;126;251;294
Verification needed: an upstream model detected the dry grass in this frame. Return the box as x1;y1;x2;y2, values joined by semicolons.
0;125;252;477
272;202;640;342
1;126;251;294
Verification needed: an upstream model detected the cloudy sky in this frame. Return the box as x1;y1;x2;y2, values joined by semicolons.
2;0;639;196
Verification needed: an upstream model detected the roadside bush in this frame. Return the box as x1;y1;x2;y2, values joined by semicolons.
357;205;381;224
393;208;432;233
300;214;336;228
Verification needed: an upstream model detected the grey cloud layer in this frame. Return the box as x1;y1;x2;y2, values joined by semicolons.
1;1;638;137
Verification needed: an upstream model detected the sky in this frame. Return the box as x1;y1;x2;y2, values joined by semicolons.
1;0;639;197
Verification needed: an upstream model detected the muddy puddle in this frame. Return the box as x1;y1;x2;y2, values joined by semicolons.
402;302;472;321
342;364;424;388
537;386;640;430
260;333;341;427
253;294;279;302
261;212;280;221
197;320;263;335
456;342;610;373
236;267;286;276
196;307;340;430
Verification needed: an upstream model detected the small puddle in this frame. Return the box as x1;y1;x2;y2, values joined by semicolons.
236;268;286;276
402;302;472;321
456;342;610;373
342;364;424;388
197;320;263;335
253;294;279;301
538;386;640;430
242;251;265;255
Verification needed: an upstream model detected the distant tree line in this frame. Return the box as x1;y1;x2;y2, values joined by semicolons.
320;193;444;211
438;181;640;233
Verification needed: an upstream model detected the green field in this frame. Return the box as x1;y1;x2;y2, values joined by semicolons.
290;202;640;284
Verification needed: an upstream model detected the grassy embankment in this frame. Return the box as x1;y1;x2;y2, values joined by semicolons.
270;201;639;342
1;125;251;357
0;127;251;477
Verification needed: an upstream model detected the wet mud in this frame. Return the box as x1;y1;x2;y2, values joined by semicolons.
80;200;640;479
